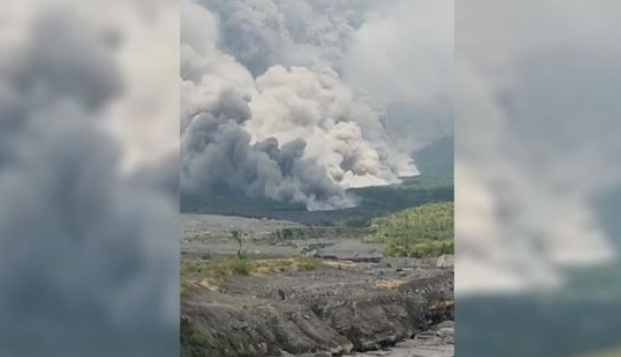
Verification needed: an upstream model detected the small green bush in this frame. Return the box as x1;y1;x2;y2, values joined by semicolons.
385;240;453;258
228;257;254;276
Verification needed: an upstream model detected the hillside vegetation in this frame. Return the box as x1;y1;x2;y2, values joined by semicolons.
364;202;454;257
182;174;453;226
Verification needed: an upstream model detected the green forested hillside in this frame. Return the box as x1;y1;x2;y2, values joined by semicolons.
181;175;453;226
364;202;454;257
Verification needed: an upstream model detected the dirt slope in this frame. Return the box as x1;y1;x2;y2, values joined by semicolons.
182;261;453;357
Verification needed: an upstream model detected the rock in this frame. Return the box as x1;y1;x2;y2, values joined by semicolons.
431;321;454;330
181;265;453;357
436;328;453;339
364;350;391;356
436;255;454;268
313;352;331;357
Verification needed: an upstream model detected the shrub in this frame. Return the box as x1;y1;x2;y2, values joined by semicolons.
365;202;454;258
228;257;254;276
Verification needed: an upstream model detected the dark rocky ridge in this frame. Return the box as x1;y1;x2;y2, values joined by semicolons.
181;263;453;357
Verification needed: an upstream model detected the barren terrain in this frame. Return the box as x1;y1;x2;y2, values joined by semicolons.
181;214;454;357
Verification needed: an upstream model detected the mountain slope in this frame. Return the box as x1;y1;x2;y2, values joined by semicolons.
181;175;453;226
412;136;454;177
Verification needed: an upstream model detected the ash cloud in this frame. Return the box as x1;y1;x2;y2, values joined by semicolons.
0;3;178;356
182;0;443;210
182;88;355;210
456;0;621;294
343;0;454;151
249;65;413;188
199;0;367;75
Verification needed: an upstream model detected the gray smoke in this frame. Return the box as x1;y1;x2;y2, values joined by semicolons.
182;88;355;210
182;0;429;210
200;0;367;75
456;0;621;294
0;5;177;356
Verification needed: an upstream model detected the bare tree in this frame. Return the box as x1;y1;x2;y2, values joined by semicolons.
231;230;244;258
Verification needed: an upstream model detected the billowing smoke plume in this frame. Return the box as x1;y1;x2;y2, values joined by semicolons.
249;65;414;188
200;0;368;75
182;0;421;210
0;3;178;356
182;88;355;210
456;0;621;294
343;0;454;152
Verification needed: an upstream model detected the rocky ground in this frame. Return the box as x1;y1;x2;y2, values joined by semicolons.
181;214;454;357
348;321;454;357
182;214;380;261
182;214;304;236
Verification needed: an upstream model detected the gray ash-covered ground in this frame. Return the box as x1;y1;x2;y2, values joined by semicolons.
181;214;454;357
182;214;305;236
348;321;454;357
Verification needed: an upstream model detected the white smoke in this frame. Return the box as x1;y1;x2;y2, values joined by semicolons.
248;65;414;188
455;0;621;295
181;0;444;210
343;0;453;106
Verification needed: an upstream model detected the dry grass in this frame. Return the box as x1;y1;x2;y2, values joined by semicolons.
375;279;406;289
181;254;321;296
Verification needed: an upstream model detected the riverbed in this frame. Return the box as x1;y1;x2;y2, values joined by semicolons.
350;323;454;357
